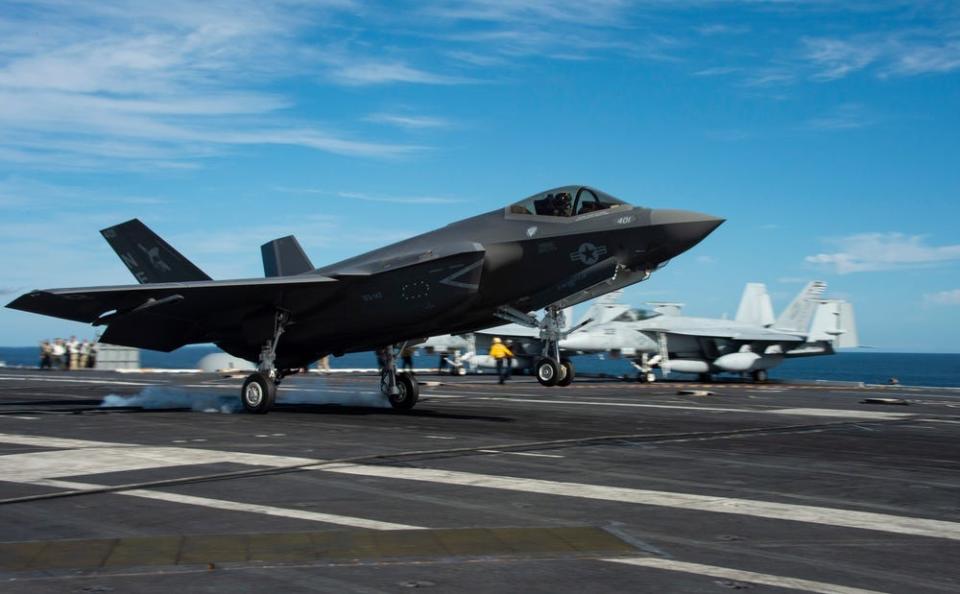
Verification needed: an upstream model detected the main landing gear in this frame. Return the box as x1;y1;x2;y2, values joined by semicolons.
379;344;419;411
534;306;575;387
241;311;291;414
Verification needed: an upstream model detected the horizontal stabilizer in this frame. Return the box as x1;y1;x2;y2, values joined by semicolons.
261;235;314;277
101;219;211;284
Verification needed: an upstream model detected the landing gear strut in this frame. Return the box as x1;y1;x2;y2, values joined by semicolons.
535;306;574;387
495;304;582;387
631;353;661;384
241;311;290;414
379;343;419;410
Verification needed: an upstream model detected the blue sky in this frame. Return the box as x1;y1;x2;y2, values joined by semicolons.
1;1;958;351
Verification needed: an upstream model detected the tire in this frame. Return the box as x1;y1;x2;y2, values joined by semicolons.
752;369;768;383
535;357;560;387
386;371;419;410
556;359;575;387
241;372;275;414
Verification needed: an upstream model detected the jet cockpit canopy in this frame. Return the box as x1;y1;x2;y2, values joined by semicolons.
507;186;628;218
611;308;661;322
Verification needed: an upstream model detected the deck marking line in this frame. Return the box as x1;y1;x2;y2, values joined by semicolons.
603;557;889;594
4;433;957;541
478;449;565;459
435;396;913;419
0;376;155;386
0;444;318;482
34;479;422;531
319;464;960;542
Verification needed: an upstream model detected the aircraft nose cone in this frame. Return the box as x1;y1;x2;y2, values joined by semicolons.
649;209;724;259
650;209;725;230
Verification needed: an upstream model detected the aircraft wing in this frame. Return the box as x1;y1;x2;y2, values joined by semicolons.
8;243;487;351
641;326;805;343
7;275;341;324
7;275;344;351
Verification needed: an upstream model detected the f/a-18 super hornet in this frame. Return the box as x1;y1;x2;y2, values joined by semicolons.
7;186;722;411
561;281;858;382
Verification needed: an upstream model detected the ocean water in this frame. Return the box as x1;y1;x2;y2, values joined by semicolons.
1;346;957;388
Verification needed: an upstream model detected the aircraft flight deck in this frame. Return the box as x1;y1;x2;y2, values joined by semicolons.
0;368;958;593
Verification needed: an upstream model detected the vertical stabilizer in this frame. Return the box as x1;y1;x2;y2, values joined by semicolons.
774;281;827;332
101;219;211;284
261;236;315;277
808;299;859;347
735;283;775;327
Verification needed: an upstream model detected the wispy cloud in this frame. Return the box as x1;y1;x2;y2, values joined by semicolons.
693;66;740;77
806;232;960;274
275;187;464;204
695;24;749;36
325;60;472;86
337;191;464;205
0;1;421;169
925;289;960;306
364;112;453;129
805;103;873;131
802;30;960;81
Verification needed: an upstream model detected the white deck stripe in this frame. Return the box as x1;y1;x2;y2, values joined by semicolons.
34;479;421;531
0;376;155;386
319;463;960;541
603;558;888;594
0;441;318;483
770;408;911;420
478;449;565;458
4;433;958;542
447;396;913;419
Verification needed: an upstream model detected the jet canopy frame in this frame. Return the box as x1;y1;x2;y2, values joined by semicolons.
506;186;628;219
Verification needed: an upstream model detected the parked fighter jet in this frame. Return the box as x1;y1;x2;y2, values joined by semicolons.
561;281;858;382
7;186;722;411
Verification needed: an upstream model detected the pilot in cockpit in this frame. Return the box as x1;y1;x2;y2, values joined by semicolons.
554;192;573;217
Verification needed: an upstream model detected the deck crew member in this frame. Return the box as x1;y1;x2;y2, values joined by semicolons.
489;337;513;384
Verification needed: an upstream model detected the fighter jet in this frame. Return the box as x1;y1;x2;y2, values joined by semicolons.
7;186;722;411
561;281;858;382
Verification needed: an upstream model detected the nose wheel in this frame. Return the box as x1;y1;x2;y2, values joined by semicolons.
535;357;575;387
535;357;560;386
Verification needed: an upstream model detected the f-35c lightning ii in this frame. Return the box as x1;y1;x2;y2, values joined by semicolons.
7;186;722;412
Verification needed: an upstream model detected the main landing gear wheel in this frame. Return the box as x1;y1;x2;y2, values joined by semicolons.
751;369;768;383
556;358;575;387
637;372;656;384
535;357;560;387
242;372;276;414
382;370;419;410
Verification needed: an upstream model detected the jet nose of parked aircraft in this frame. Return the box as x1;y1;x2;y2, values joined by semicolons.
648;209;725;259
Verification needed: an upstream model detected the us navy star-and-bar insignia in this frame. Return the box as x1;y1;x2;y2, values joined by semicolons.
570;242;608;266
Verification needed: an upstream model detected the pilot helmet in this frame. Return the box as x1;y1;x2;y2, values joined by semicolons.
492;337;502;344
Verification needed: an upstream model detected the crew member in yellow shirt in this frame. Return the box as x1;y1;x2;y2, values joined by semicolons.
489;337;513;384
